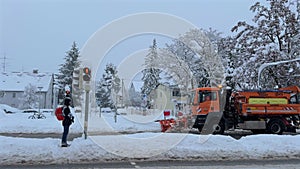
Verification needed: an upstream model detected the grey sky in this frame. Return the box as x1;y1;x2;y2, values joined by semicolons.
0;0;261;73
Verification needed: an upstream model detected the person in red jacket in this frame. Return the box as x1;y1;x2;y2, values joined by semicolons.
61;97;74;147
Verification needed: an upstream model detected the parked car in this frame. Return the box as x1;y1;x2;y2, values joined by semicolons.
101;107;112;113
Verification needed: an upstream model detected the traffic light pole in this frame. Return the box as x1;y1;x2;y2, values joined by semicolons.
83;84;90;139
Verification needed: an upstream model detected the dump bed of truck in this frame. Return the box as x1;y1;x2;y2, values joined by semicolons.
232;86;300;116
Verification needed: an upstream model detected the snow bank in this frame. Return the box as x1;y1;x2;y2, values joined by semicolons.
0;136;115;165
1;134;300;165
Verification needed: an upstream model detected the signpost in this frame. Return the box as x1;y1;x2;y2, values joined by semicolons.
83;84;90;139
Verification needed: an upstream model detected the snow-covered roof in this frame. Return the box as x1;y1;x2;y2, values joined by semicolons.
0;71;53;92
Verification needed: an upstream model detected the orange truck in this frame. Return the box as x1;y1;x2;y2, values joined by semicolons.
190;85;300;134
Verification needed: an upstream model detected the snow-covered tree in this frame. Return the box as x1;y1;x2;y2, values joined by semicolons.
20;83;39;109
56;41;81;101
143;29;224;93
231;0;300;88
141;39;161;95
128;83;142;107
95;79;112;108
156;47;194;91
218;36;241;89
178;29;225;87
163;39;198;89
95;63;121;109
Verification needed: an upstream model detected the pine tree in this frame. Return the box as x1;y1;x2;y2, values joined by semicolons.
95;63;121;109
56;41;81;101
141;39;161;96
128;83;142;106
95;80;112;108
231;0;300;88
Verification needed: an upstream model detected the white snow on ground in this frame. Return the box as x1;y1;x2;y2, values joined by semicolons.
0;104;82;133
1;104;300;165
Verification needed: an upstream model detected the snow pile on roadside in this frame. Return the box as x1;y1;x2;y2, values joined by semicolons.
1;133;300;165
0;104;20;113
0;136;114;165
0;104;19;119
166;134;300;160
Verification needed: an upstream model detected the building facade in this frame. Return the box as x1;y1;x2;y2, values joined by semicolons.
0;70;54;109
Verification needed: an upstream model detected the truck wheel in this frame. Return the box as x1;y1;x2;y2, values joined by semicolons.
198;126;203;133
213;121;225;135
267;119;285;134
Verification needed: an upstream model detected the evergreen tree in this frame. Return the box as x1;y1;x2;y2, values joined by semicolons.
128;83;142;106
231;0;300;88
141;39;161;96
95;79;112;108
95;63;121;109
56;41;81;101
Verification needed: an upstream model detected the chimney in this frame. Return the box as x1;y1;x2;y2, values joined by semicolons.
33;69;38;74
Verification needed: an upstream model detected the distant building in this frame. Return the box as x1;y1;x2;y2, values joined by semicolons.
0;70;54;109
152;83;188;115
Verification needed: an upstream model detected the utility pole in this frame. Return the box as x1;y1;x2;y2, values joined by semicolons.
82;67;91;139
121;78;124;107
0;53;7;72
84;85;90;139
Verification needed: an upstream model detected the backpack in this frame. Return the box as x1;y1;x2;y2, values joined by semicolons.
55;107;64;121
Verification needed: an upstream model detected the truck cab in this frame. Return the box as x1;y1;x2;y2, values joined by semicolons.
190;86;300;135
190;87;225;134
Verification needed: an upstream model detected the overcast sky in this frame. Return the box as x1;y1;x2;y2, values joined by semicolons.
0;0;262;74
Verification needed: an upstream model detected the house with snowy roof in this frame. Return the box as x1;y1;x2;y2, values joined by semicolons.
0;70;54;109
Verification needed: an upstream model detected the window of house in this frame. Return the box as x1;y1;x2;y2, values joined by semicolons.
12;93;16;98
172;90;181;97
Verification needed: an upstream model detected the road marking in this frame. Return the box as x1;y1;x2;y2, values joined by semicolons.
130;161;140;168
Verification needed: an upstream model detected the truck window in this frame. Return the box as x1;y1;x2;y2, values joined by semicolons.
187;92;195;105
290;93;300;104
198;91;217;103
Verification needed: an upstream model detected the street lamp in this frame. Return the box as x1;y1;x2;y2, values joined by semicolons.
257;57;300;88
37;86;43;114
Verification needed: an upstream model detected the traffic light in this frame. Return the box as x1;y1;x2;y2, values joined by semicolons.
72;68;82;89
83;67;91;81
